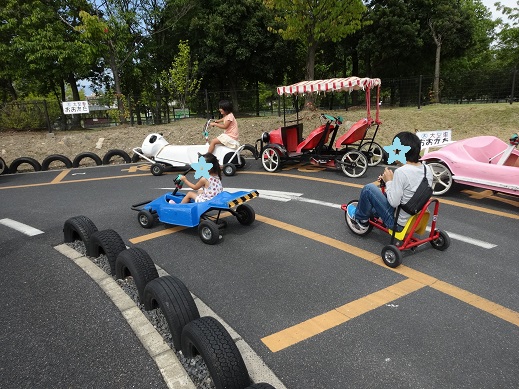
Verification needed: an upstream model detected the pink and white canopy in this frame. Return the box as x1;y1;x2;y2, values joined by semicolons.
276;77;381;96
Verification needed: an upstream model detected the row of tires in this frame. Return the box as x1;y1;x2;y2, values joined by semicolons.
62;215;273;389
0;149;139;175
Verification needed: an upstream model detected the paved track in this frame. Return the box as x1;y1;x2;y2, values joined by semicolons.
0;160;518;388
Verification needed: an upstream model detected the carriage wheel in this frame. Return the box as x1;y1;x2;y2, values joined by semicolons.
340;151;368;178
261;147;281;172
360;142;384;166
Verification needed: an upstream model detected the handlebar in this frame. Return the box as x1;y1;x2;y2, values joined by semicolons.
321;114;343;125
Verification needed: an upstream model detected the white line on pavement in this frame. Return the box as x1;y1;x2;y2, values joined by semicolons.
0;218;44;236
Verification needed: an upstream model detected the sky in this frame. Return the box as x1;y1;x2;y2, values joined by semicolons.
482;0;517;22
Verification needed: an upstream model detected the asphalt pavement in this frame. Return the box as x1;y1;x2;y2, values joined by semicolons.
1;160;518;389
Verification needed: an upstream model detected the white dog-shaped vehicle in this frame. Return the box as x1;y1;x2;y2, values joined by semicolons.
133;119;256;176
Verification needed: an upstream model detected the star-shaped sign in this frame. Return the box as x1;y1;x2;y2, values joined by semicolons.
383;137;411;164
191;156;211;179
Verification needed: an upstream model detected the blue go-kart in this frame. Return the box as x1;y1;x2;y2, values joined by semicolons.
131;175;259;244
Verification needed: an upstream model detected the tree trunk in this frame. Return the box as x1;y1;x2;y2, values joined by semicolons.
304;41;318;109
67;73;81;129
107;40;127;124
433;42;442;103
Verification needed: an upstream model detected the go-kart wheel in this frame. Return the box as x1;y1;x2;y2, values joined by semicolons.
151;163;164;176
137;210;155;229
340;151;368;178
223;163;237;176
344;200;373;236
236;204;255;226
381;245;402;268
360;142;384;166
261;147;281;172
428;162;453;195
198;220;221;245
430;230;451;251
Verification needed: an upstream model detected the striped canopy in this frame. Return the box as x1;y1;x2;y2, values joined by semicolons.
276;77;381;96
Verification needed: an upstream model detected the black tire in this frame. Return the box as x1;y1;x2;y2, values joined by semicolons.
115;247;159;302
181;316;251;389
198;220;221;245
143;275;200;350
223;163;237;176
87;229;127;275
245;384;277;389
242;144;258;160
137;210;155;229
430;230;451;251
236;204;255;226
344;200;373;236
0;157;9;175
151;163;164;176
102;149;131;165
63;215;98;249
131;150;142;163
41;154;73;171
72;152;102;168
381;245;402;268
9;157;42;173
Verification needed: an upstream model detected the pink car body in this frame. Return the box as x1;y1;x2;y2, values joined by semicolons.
421;135;519;196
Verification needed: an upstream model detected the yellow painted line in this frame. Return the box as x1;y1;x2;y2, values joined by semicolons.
129;226;187;244
50;169;70;183
256;213;519;352
262;279;426;352
462;189;519;208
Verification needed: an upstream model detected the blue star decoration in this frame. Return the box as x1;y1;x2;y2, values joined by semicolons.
383;137;411;164
191;156;211;179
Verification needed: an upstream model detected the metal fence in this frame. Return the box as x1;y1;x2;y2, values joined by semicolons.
2;68;517;131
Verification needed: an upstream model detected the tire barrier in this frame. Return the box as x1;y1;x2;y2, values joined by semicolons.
63;215;99;249
131;150;142;163
87;229;128;276
115;247;159;302
72;152;103;168
102;149;131;165
245;384;277;389
9;156;42;173
143;275;200;350
41;154;73;171
0;157;8;175
181;316;251;389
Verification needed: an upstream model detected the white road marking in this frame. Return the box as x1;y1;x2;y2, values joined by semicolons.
159;187;497;249
0;218;44;236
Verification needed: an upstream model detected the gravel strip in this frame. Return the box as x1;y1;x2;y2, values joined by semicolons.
68;241;215;389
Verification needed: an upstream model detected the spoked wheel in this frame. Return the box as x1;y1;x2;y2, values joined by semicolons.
360;142;384;166
198;220;221;245
261;147;281;172
344;200;373;236
428;162;453;195
151;163;165;176
381;245;403;268
340;151;368;178
430;230;451;251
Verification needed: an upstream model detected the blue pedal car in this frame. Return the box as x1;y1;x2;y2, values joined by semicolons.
131;188;259;244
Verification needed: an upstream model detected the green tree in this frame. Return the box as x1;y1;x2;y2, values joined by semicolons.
495;1;519;67
161;40;202;113
264;0;366;82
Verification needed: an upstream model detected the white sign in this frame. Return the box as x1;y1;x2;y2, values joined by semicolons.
62;101;89;115
416;130;452;150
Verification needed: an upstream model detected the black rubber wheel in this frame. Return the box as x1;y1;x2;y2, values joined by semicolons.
143;275;200;350
115;247;159;302
137;210;155;229
223;163;236;176
236;204;255;226
131;150;142;163
41;154;73;171
9;157;42;173
87;229;127;275
63;215;98;249
242;144;258;160
72;152;102;168
151;163;164;176
344;200;373;236
430;230;451;251
381;245;403;268
245;384;277;389
0;157;9;175
181;316;251;389
102;149;131;165
198;220;221;245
